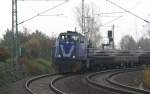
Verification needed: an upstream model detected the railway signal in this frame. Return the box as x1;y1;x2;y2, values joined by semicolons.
108;30;112;38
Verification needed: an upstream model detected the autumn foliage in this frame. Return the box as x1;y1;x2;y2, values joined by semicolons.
143;68;150;89
0;47;10;61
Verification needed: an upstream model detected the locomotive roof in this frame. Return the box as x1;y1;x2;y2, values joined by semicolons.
59;31;84;37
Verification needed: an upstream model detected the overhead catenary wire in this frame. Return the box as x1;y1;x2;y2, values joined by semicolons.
18;0;67;1
97;12;125;15
97;0;141;17
23;1;38;14
18;0;68;25
96;0;141;27
102;16;123;26
106;0;150;23
39;13;64;16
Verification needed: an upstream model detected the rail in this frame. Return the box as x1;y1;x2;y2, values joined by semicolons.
86;69;149;94
25;73;59;94
106;70;150;94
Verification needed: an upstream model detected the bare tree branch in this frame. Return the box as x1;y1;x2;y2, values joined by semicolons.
74;3;102;48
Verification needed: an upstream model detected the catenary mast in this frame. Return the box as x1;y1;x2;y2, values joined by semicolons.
82;0;85;34
12;0;19;70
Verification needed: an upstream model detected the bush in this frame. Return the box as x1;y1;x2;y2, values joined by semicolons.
0;57;56;88
0;62;26;87
0;47;10;61
23;58;55;75
143;68;150;89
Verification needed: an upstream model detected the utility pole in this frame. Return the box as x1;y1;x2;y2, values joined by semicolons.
82;0;85;34
15;0;20;71
12;0;15;70
12;0;19;70
112;24;115;49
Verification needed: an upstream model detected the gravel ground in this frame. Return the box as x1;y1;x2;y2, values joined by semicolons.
0;75;60;94
0;70;144;94
112;71;143;88
54;74;116;94
91;70;141;94
11;79;31;94
0;78;30;94
29;75;61;94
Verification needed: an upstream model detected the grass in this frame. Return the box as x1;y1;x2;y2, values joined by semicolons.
0;62;17;87
24;58;55;75
0;58;56;88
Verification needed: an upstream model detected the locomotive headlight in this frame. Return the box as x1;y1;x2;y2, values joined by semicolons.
57;54;61;58
73;56;75;59
66;41;69;44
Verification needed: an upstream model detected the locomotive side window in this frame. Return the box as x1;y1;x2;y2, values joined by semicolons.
80;37;84;43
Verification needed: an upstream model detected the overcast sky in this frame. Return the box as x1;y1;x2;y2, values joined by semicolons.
1;0;150;46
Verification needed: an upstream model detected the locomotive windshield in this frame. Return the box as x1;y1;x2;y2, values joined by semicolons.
59;34;79;42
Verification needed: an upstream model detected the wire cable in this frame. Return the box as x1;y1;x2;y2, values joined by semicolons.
18;0;66;1
39;13;63;16
102;16;123;26
18;0;68;25
99;0;140;15
106;0;150;23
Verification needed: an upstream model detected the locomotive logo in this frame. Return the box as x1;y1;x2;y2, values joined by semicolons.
60;45;75;57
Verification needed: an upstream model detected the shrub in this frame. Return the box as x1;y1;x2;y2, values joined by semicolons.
0;47;10;61
23;58;55;75
143;68;150;89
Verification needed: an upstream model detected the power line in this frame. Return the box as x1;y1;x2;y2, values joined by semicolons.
18;0;67;1
39;13;64;16
106;0;150;23
97;0;141;16
97;12;125;15
18;1;67;25
102;16;123;26
97;15;123;18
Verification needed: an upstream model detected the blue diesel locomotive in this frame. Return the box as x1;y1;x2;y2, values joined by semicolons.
53;31;150;73
54;31;87;72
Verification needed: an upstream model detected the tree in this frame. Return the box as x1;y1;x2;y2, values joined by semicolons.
0;29;14;51
0;28;56;59
120;35;138;50
24;30;56;59
138;37;150;50
0;47;10;61
74;3;102;48
0;28;30;50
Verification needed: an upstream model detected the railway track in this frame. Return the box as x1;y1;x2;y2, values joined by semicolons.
50;73;115;94
25;69;150;94
25;73;63;94
86;68;150;94
50;74;71;94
